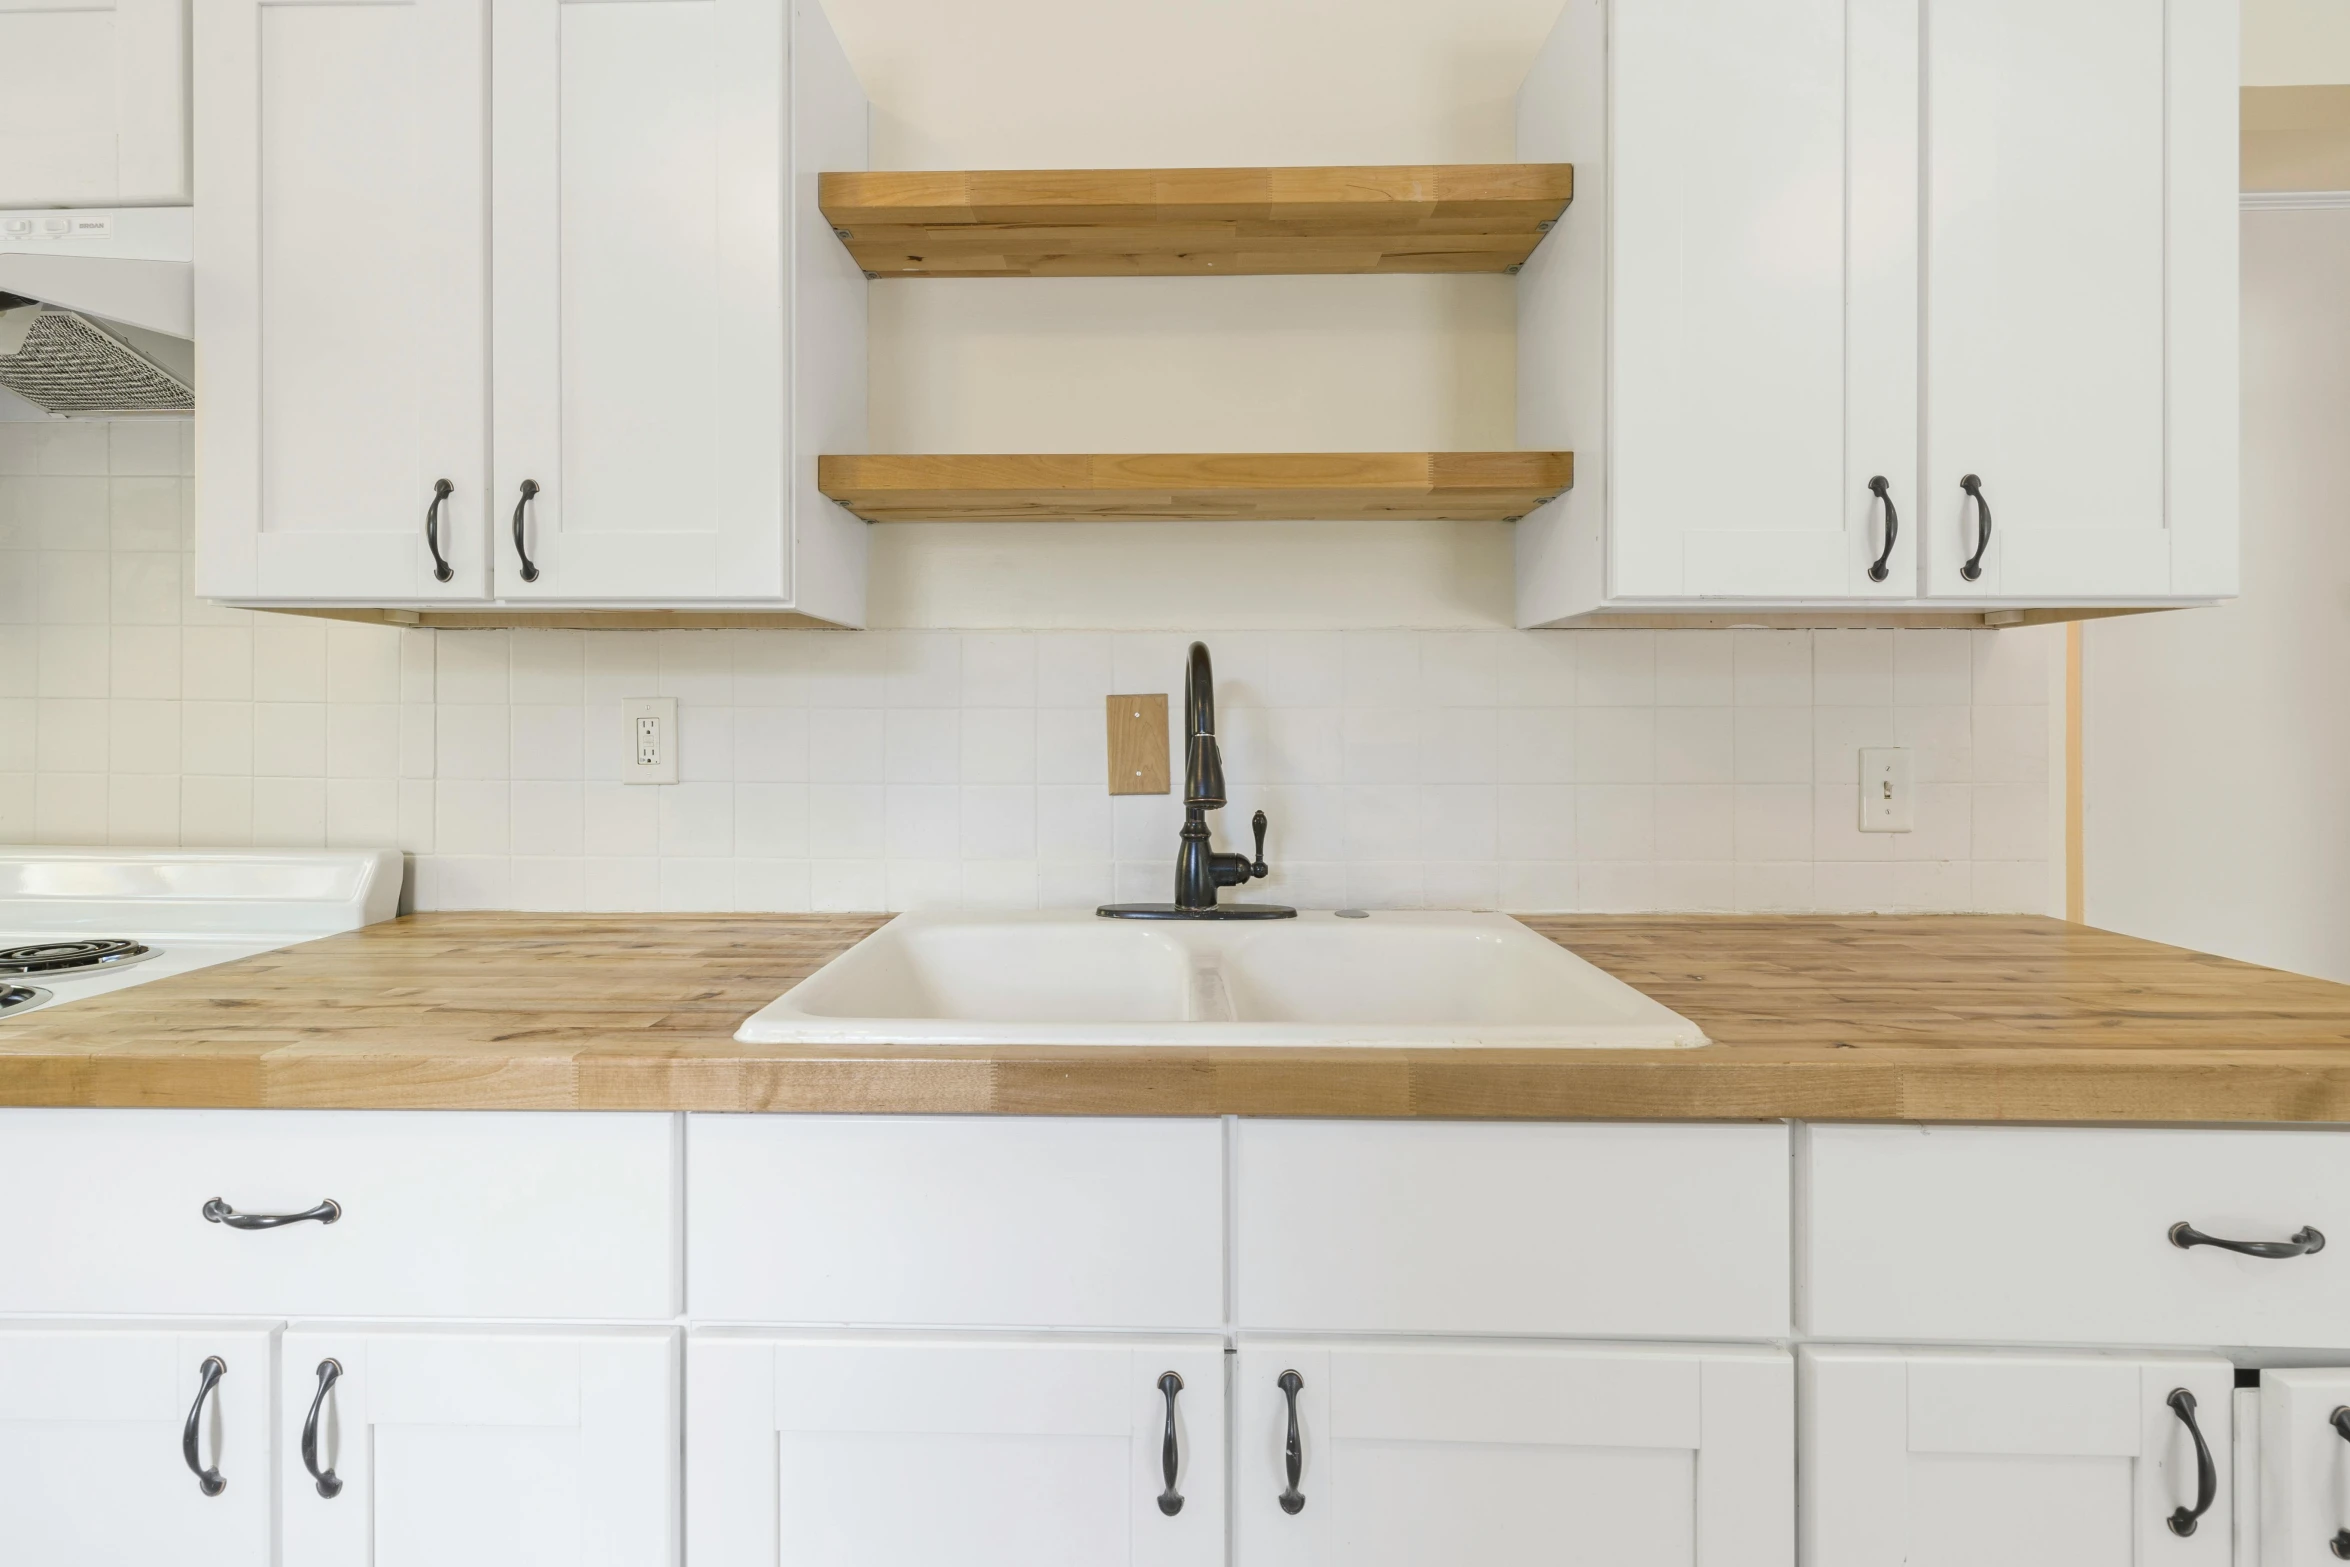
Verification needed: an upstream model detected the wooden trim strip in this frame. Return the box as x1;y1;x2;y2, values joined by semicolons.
2066;621;2086;923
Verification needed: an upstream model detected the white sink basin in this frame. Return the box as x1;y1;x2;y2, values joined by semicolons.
736;911;1708;1049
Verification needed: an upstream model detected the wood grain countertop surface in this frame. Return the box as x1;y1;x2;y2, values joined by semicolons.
7;912;2350;1121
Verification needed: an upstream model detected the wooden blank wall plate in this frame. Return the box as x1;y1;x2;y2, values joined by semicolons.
1106;694;1170;795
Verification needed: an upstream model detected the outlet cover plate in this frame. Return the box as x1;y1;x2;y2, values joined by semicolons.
1106;694;1170;795
623;696;679;785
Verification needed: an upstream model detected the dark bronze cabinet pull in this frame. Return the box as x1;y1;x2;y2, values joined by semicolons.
302;1359;344;1498
203;1197;340;1230
1277;1369;1306;1515
2329;1407;2350;1557
1155;1371;1185;1516
424;479;455;583
181;1356;227;1497
1866;476;1898;582
2170;1220;2324;1259
511;479;541;583
1958;473;1992;581
2165;1388;2215;1536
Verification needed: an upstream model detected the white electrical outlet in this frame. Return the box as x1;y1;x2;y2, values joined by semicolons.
623;697;678;785
1858;747;1913;832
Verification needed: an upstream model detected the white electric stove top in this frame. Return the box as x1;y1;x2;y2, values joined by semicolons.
0;847;403;1021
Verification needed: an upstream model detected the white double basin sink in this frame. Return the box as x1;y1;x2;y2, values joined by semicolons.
736;910;1708;1049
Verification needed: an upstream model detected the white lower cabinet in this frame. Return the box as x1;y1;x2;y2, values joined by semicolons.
30;1112;2350;1566
687;1334;1226;1567
0;1323;276;1565
2253;1369;2350;1565
1234;1340;1791;1566
282;1326;679;1566
1802;1348;2234;1567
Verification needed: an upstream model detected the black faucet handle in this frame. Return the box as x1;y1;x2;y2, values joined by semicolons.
1250;810;1269;878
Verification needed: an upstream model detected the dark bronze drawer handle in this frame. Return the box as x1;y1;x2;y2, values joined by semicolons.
1866;475;1899;582
2165;1388;2215;1536
182;1356;227;1497
303;1359;344;1498
1277;1369;1306;1515
1156;1371;1184;1516
424;478;455;583
1958;473;1992;582
511;479;542;582
203;1197;340;1230
2170;1220;2324;1259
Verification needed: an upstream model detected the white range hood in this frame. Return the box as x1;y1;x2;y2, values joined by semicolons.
0;207;193;417
0;208;191;337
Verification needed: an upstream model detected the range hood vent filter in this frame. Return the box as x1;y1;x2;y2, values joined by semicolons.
0;302;192;416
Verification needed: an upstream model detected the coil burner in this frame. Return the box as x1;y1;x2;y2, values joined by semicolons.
0;984;54;1017
0;938;157;979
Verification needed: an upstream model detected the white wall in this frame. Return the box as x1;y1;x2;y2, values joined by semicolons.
831;0;1548;629
2084;209;2350;982
2245;0;2350;87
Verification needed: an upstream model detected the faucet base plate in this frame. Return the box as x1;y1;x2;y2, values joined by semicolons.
1097;902;1298;920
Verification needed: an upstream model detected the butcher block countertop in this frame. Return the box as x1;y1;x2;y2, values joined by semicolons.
7;912;2350;1121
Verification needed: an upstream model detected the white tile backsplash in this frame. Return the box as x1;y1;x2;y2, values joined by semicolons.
0;421;2060;913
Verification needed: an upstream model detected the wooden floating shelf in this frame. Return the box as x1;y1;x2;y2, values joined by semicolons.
819;163;1574;278
816;452;1573;524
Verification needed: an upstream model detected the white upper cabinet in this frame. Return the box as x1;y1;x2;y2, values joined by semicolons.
1515;0;2239;625
192;0;491;602
194;0;871;622
1921;0;2234;601
489;0;868;614
0;0;189;206
1521;0;1855;610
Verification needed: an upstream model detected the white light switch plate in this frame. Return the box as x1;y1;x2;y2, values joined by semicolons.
623;697;678;785
1858;747;1913;832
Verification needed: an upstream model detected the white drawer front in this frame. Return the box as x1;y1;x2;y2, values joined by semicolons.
687;1115;1223;1329
1807;1125;2350;1347
0;1110;678;1320
1234;1121;1791;1338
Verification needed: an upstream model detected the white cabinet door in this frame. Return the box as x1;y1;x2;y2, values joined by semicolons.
689;1335;1225;1567
0;1323;275;1565
0;0;187;205
282;1326;677;1566
1518;0;1896;613
1603;0;1850;602
490;0;868;609
1920;0;2230;600
1235;1341;1790;1567
1803;1348;2231;1567
2253;1368;2350;1565
193;0;489;602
